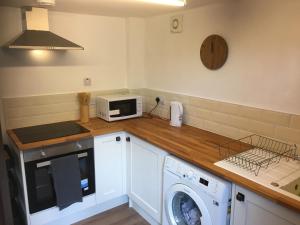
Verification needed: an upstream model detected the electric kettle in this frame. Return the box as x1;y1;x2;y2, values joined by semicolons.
170;101;183;127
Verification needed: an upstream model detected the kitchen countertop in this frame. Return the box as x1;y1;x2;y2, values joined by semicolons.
7;117;300;212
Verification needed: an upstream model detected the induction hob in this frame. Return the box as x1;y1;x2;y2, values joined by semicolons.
13;121;90;144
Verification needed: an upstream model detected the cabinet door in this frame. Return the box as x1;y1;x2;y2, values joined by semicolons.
94;133;126;204
231;184;300;225
127;135;168;223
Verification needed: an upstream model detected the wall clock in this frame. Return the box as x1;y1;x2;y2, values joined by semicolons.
200;34;228;70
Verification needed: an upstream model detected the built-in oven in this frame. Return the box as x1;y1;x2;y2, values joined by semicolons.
23;138;95;214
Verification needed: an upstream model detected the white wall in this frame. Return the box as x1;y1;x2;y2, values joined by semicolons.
126;17;146;89
0;7;127;97
1;0;300;115
144;0;300;115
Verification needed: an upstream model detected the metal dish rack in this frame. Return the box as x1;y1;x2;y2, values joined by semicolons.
218;135;298;176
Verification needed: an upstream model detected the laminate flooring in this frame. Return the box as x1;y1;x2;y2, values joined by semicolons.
73;204;150;225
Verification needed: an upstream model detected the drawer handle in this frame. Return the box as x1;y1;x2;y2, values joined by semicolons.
36;152;88;168
126;137;131;142
116;136;121;142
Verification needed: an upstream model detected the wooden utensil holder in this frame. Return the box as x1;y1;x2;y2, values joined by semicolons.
80;104;89;123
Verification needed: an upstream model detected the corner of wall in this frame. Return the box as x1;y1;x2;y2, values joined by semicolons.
126;17;146;89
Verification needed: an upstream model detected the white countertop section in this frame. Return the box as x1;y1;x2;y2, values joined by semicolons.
215;154;300;202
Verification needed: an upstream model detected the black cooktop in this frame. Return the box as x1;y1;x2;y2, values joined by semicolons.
13;121;90;144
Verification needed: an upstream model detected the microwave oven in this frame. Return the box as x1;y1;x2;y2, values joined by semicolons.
96;95;143;121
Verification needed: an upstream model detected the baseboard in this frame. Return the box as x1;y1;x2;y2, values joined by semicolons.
47;195;129;225
130;200;160;225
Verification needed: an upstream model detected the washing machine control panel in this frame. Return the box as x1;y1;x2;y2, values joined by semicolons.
199;177;209;186
165;156;228;199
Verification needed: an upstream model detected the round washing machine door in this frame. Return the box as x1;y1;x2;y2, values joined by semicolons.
165;184;212;225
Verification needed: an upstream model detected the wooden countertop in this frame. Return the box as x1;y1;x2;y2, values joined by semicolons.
7;117;300;212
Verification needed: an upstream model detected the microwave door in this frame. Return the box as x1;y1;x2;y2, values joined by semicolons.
109;109;121;117
109;99;137;117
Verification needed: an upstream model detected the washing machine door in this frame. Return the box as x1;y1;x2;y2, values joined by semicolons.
165;184;212;225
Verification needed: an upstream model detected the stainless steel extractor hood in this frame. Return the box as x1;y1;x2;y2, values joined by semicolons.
5;7;83;50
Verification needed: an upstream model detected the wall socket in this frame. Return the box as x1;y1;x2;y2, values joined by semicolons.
156;96;165;105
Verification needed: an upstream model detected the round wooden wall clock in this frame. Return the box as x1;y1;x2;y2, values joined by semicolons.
200;34;228;70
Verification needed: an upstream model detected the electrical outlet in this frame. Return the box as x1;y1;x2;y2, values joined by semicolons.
156;96;165;105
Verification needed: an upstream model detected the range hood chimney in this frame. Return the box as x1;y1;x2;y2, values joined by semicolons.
5;7;84;50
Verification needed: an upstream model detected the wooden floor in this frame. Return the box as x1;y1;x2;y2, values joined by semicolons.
73;204;150;225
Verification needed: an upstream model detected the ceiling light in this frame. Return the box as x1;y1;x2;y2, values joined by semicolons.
141;0;186;7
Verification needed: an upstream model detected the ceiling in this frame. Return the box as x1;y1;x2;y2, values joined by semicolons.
0;0;229;17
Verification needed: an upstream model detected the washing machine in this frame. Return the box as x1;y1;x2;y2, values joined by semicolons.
162;156;231;225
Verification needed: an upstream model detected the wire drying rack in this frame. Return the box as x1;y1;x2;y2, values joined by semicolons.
218;135;298;176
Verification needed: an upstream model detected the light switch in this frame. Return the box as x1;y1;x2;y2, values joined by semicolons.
84;78;92;86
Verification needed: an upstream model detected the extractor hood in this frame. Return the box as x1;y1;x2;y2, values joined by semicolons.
5;7;83;50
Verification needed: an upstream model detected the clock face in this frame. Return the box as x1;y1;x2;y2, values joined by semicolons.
200;35;228;70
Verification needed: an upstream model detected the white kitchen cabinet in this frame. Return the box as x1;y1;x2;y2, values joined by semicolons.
126;135;168;223
231;184;300;225
94;133;126;204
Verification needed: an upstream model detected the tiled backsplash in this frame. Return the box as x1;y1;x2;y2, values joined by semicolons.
1;89;128;130
130;88;300;150
1;88;299;151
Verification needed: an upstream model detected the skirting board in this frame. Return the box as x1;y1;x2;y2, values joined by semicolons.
46;195;128;225
129;199;160;225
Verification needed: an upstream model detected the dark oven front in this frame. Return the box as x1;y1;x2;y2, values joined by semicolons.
24;141;95;214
